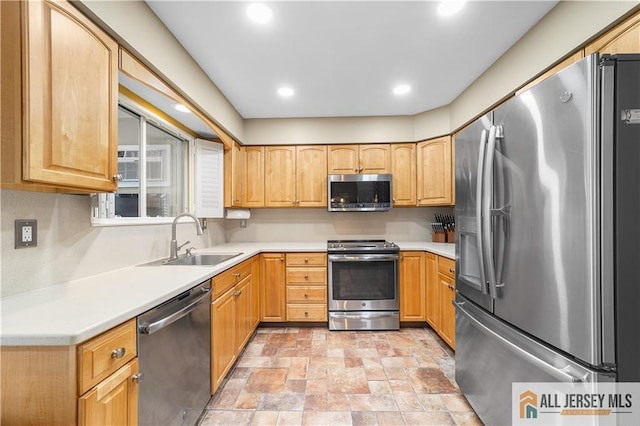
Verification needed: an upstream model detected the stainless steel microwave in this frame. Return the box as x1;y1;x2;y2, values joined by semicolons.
328;174;393;212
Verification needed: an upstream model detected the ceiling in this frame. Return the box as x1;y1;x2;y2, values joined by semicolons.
146;1;558;120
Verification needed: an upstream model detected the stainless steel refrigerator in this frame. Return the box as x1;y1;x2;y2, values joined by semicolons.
454;53;640;425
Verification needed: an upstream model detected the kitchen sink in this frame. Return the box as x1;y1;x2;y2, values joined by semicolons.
139;253;242;267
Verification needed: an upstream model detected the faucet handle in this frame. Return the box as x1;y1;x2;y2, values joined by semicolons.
177;240;191;252
185;247;196;257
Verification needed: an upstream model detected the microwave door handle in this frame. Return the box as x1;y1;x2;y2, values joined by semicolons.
476;129;489;295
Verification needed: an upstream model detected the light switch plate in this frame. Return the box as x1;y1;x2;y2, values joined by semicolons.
15;220;37;249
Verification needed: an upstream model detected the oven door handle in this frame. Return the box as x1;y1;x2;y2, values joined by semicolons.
328;254;399;262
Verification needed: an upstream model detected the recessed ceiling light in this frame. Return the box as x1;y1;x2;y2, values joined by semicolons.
278;87;294;97
246;3;273;24
173;103;191;113
438;0;466;17
393;85;411;96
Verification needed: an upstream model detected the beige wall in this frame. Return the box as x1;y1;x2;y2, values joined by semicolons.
76;0;245;142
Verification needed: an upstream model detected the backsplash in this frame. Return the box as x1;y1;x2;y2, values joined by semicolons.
225;207;453;243
0;190;224;298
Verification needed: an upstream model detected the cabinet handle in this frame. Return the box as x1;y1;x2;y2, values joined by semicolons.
132;373;143;383
233;290;240;297
304;258;308;263
112;174;123;182
280;257;284;262
111;347;126;359
234;272;241;278
237;290;242;296
304;293;308;298
304;275;309;279
449;268;455;273
304;311;309;317
359;167;364;172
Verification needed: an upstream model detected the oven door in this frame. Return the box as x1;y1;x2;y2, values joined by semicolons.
328;253;399;311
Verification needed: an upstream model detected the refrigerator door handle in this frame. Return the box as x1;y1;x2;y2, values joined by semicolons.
454;300;586;383
482;126;499;298
475;129;489;294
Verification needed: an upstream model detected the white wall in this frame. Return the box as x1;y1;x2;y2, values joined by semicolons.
225;207;453;243
0;190;225;297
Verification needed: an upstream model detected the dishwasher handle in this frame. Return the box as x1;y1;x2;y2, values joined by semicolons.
139;287;211;335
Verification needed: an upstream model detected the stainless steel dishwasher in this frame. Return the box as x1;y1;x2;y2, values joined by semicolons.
137;280;211;425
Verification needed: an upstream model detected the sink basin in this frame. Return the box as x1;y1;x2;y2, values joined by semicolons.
139;253;242;267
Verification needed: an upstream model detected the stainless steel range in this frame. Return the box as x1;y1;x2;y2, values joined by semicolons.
327;239;400;330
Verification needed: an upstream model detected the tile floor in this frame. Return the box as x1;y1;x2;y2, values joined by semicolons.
199;326;482;425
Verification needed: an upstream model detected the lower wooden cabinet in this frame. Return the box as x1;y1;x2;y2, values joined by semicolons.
285;253;327;322
78;359;139;426
425;255;456;349
260;253;287;322
399;251;426;321
211;257;259;393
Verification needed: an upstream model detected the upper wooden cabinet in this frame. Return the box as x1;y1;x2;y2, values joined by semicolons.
328;144;390;174
390;143;417;206
585;10;640;55
416;136;453;206
242;146;265;207
265;145;327;207
1;0;119;193
230;142;244;207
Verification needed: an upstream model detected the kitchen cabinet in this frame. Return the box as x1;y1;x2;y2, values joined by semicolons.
1;319;139;426
390;143;417;206
242;146;265;207
260;253;287;322
437;257;456;349
424;252;439;329
417;136;453;206
399;251;426;321
1;0;119;193
285;253;328;322
230;141;244;207
585;9;640;55
265;145;327;207
327;144;391;174
211;258;257;393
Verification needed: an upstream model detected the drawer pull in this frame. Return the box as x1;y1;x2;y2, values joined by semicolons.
304;258;308;263
304;293;309;298
132;373;143;383
234;272;241;278
111;347;126;359
304;311;309;317
304;275;309;279
449;268;455;273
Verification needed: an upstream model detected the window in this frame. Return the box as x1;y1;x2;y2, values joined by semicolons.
92;100;189;224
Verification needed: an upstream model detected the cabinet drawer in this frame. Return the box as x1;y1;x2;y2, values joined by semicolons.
438;256;455;279
79;319;137;395
286;304;327;322
286;253;327;267
286;268;327;285
286;286;327;303
213;259;251;299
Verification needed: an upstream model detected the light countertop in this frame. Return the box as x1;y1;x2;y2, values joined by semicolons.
0;241;453;346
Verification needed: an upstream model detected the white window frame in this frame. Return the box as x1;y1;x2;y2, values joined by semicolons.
91;94;193;227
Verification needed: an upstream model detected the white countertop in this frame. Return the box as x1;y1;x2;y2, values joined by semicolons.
0;241;453;346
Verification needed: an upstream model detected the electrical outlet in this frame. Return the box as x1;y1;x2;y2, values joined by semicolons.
15;220;37;249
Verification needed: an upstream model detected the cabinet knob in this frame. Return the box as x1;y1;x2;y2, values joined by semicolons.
304;293;308;298
359;167;364;172
304;258;308;263
304;311;309;317
112;174;123;182
234;272;241;278
111;347;126;359
449;268;455;273
132;373;143;383
280;257;284;262
304;275;309;279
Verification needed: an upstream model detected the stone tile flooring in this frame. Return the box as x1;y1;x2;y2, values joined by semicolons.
199;327;482;426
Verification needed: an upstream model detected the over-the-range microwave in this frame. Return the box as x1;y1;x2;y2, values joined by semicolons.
328;174;393;212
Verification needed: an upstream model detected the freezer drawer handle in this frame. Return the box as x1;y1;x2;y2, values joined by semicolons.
454;300;586;383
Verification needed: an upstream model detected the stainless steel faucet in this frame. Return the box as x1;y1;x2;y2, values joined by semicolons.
170;213;204;260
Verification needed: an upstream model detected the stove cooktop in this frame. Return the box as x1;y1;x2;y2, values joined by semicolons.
327;239;399;252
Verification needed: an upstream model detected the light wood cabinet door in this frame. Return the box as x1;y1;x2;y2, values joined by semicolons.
211;288;237;393
260;253;286;322
438;272;456;350
359;144;391;174
265;146;296;207
242;146;265;207
235;276;254;354
399;251;426;321
78;359;139;426
327;145;359;174
2;0;118;192
391;143;416;206
296;145;327;207
425;253;439;329
585;10;640;55
417;136;453;206
231;142;244;207
251;256;261;329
